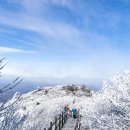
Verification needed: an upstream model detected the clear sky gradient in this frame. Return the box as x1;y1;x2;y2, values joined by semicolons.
0;0;130;86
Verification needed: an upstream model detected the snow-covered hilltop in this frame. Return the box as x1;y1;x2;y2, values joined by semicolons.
0;71;130;130
0;84;92;130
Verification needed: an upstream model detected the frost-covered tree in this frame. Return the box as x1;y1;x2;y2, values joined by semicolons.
0;58;25;130
81;71;130;130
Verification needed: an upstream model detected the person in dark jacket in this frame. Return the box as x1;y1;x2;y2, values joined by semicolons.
72;108;78;119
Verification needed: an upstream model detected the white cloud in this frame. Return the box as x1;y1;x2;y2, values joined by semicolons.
0;46;35;53
0;13;80;38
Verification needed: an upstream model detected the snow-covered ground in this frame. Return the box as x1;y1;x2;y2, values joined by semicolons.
0;71;130;130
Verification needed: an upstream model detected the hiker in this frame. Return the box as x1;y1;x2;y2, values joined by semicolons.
72;108;78;119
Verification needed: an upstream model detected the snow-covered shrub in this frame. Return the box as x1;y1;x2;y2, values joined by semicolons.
63;85;78;92
81;84;92;97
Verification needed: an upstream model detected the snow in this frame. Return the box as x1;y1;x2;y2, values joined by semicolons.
0;72;130;130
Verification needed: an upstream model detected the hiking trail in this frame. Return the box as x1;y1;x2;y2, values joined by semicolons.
62;116;77;130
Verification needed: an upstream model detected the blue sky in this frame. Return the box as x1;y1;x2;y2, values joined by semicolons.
0;0;130;86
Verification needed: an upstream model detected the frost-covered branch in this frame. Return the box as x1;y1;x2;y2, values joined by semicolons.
0;58;23;94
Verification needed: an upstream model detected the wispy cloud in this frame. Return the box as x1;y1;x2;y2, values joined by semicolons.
0;0;118;50
0;46;35;53
0;11;83;54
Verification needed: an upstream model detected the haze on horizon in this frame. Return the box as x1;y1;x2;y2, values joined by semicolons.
0;0;130;89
